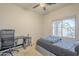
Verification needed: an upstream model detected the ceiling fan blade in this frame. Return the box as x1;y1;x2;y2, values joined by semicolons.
32;4;40;8
46;3;56;5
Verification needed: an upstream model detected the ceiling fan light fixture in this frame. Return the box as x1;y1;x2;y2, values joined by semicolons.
40;3;46;8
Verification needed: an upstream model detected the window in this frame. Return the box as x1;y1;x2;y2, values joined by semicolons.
53;21;62;37
52;17;75;38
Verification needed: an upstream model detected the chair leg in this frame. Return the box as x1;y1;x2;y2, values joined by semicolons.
8;49;13;56
1;52;13;56
9;51;13;56
1;49;13;56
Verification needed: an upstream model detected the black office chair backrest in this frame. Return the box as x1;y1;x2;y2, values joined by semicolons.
0;29;15;50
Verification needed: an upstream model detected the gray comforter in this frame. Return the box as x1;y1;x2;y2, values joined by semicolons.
37;39;79;56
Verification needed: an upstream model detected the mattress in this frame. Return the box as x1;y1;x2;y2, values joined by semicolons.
36;45;56;56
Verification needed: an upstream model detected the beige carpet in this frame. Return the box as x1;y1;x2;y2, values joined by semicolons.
13;46;43;56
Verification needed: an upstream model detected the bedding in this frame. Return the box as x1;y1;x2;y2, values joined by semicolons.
40;35;61;43
39;38;54;44
36;45;56;56
53;39;79;52
36;38;79;56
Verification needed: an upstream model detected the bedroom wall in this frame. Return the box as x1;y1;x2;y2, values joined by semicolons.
1;3;79;48
0;4;44;47
43;4;79;40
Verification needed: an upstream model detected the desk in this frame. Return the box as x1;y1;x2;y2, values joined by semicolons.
15;36;32;49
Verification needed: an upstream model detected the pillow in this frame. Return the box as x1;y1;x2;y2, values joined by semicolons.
39;37;54;44
51;36;61;43
73;41;79;48
45;35;61;43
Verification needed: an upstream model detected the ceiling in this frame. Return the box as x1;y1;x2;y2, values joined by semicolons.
15;3;71;15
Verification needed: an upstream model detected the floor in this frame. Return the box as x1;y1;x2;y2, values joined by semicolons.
13;45;43;56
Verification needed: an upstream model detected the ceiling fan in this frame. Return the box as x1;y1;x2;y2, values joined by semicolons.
32;3;56;11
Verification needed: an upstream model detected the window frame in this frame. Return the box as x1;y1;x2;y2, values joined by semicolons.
52;16;76;38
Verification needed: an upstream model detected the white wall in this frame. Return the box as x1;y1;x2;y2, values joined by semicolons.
1;3;79;47
43;4;79;40
0;4;44;46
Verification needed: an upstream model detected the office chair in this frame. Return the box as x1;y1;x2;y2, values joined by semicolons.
0;29;17;56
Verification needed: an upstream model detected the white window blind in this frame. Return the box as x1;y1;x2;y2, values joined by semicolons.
52;17;75;38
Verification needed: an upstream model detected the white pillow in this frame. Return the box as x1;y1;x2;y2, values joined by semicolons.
45;35;61;43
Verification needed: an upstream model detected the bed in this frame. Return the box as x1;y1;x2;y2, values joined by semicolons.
36;36;79;56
